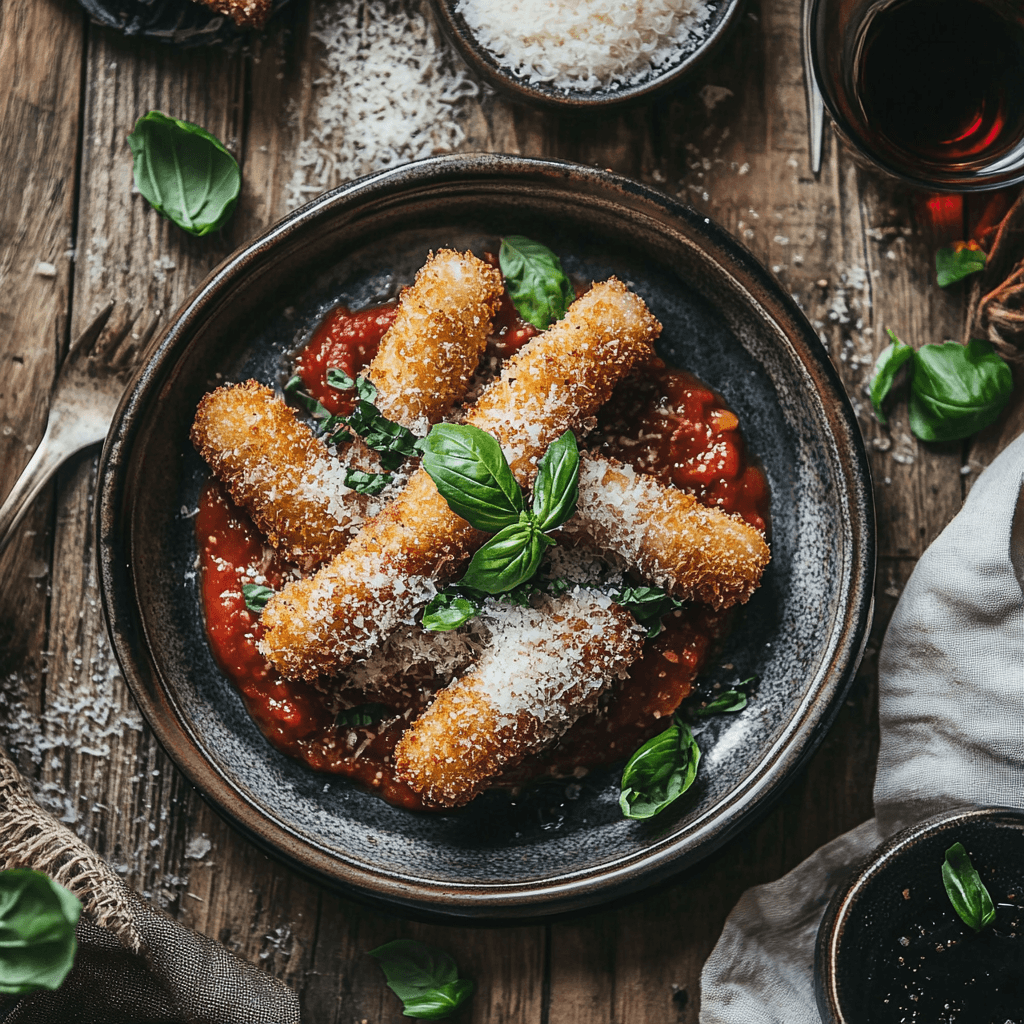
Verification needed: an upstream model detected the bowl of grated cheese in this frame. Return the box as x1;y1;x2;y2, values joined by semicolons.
432;0;744;108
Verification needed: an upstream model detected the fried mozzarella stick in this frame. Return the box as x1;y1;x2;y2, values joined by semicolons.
393;593;645;807
191;381;376;569
565;454;771;609
260;278;660;679
366;249;503;430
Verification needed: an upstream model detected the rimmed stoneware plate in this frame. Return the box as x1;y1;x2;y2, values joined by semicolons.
430;0;743;111
98;154;874;921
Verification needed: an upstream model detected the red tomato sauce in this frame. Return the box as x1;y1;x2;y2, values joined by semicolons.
196;297;770;810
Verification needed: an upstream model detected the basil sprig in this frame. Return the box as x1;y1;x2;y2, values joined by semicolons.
0;869;81;995
242;583;275;615
420;425;579;596
620;715;701;820
369;939;474;1020
936;242;986;288
127;111;240;237
499;236;575;330
869;331;1012;441
942;842;995;932
336;703;391;728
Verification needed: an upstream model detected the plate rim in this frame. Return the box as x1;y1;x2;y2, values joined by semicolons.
98;153;876;919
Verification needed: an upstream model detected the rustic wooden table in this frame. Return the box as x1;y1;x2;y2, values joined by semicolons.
3;0;1023;1019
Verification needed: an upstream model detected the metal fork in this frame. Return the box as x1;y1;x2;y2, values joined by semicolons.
0;303;160;555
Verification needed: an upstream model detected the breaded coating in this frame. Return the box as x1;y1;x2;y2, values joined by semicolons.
393;593;645;807
469;277;661;480
366;250;503;430
259;279;660;680
565;454;771;609
191;381;374;569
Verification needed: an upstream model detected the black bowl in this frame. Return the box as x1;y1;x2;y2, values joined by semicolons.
430;0;744;111
98;154;874;920
816;806;1024;1024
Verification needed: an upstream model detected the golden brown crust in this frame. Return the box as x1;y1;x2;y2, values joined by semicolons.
393;597;644;807
190;381;373;569
367;250;503;429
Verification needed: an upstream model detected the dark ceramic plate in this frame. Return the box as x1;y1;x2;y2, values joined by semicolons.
816;807;1024;1023
430;0;743;110
98;154;874;920
79;0;289;48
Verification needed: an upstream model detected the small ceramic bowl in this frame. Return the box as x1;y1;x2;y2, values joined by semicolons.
98;154;874;920
816;806;1024;1024
430;0;744;111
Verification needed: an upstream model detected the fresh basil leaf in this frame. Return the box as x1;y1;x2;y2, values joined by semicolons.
619;716;701;820
349;409;421;470
335;703;391;728
0;869;81;995
936;243;986;288
326;366;378;404
422;592;481;632
242;584;275;615
459;521;549;595
127;111;240;237
369;939;473;1020
420;424;524;532
908;339;1012;442
614;585;684;638
870;329;915;425
531;430;580;531
283;375;351;445
694;690;748;716
499;236;575;330
345;468;391;495
942;842;995;932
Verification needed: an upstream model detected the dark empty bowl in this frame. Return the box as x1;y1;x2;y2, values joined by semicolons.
97;153;874;920
816;806;1024;1024
430;0;744;110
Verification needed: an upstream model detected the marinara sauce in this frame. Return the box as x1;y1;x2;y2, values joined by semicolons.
196;293;770;810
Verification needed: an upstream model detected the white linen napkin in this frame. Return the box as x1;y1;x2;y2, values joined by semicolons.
700;429;1024;1023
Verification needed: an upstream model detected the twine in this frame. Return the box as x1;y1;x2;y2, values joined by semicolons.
968;191;1024;363
0;749;144;955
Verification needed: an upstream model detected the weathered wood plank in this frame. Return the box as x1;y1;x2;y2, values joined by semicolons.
0;0;85;775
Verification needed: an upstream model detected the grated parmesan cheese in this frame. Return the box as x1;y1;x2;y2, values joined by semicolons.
285;0;480;207
455;0;714;93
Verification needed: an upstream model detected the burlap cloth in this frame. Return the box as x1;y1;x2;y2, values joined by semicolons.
0;749;300;1024
699;429;1024;1020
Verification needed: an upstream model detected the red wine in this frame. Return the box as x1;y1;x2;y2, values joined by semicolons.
857;0;1024;172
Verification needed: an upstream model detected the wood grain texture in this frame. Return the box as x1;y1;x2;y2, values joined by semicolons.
3;0;1020;1018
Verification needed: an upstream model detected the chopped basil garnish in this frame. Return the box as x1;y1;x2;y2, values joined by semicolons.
283;375;350;445
908;339;1012;442
620;715;701;820
613;585;684;638
0;869;81;995
870;329;914;425
369;939;474;1020
942;842;995;932
421;592;480;632
242;583;275;615
127;111;240;237
335;703;391;728
693;680;753;717
421;571;572;632
936;242;986;288
345;468;391;496
326;367;422;470
499;236;575;330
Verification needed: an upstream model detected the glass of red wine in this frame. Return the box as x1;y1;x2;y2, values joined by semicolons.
809;0;1024;191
